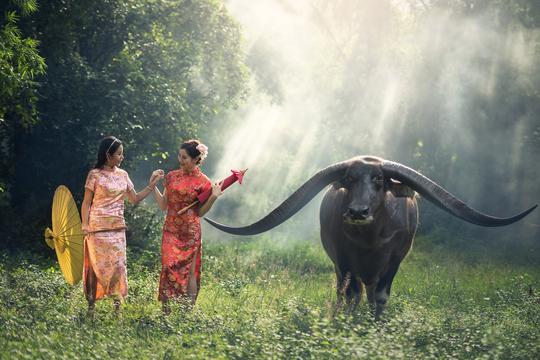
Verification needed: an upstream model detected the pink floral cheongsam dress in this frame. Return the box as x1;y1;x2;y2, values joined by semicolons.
84;167;134;301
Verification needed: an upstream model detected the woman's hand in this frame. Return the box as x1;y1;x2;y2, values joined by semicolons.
81;224;90;235
211;181;223;199
149;169;165;188
199;181;223;217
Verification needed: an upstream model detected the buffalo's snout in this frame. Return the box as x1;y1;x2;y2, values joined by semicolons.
344;206;370;220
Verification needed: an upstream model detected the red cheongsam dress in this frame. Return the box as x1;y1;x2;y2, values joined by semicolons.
158;167;211;302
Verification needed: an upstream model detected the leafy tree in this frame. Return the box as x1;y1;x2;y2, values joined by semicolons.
0;0;45;209
1;0;248;249
0;0;45;126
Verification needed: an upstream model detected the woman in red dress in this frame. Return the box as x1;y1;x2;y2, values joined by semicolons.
153;139;222;312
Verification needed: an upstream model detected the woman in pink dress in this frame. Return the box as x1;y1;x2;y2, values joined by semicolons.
81;136;163;315
153;139;222;313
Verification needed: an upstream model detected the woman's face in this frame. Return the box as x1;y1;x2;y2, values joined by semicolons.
178;148;198;170
107;144;124;168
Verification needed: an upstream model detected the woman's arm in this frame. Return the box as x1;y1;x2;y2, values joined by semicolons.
126;186;154;205
198;182;223;217
81;188;94;233
153;186;168;211
126;170;164;205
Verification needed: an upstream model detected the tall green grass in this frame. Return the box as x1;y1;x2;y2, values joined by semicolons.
1;234;539;359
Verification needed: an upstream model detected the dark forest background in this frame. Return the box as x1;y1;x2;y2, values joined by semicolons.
1;0;539;255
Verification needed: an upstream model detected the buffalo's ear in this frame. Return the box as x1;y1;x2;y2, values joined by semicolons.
386;178;415;198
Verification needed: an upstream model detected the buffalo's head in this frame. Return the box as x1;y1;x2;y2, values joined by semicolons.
338;158;387;225
205;156;537;235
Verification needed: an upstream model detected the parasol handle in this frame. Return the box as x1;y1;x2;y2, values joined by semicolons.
177;201;200;215
44;228;56;249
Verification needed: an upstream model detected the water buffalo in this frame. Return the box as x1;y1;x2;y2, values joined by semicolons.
205;156;537;317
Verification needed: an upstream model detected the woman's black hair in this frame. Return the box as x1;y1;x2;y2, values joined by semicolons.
94;136;122;169
180;139;203;165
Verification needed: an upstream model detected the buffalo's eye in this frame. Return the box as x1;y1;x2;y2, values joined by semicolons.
373;176;383;188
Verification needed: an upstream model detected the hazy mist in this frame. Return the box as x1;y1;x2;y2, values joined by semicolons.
203;0;540;243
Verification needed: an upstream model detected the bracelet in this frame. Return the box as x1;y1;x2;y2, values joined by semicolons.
146;185;155;191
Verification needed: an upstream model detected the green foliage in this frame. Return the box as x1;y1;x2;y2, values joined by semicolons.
124;203;163;250
1;235;539;359
124;202;163;269
0;0;45;127
0;0;46;223
0;0;248;249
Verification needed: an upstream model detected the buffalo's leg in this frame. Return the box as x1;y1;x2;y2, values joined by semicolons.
346;275;362;309
373;256;402;319
335;268;362;311
335;268;349;310
366;283;376;312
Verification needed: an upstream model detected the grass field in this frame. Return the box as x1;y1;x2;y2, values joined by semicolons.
1;234;539;359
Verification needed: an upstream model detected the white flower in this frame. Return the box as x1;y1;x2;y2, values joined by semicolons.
196;143;208;160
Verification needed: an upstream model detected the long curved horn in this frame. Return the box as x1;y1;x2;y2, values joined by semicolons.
382;161;537;227
204;160;351;235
